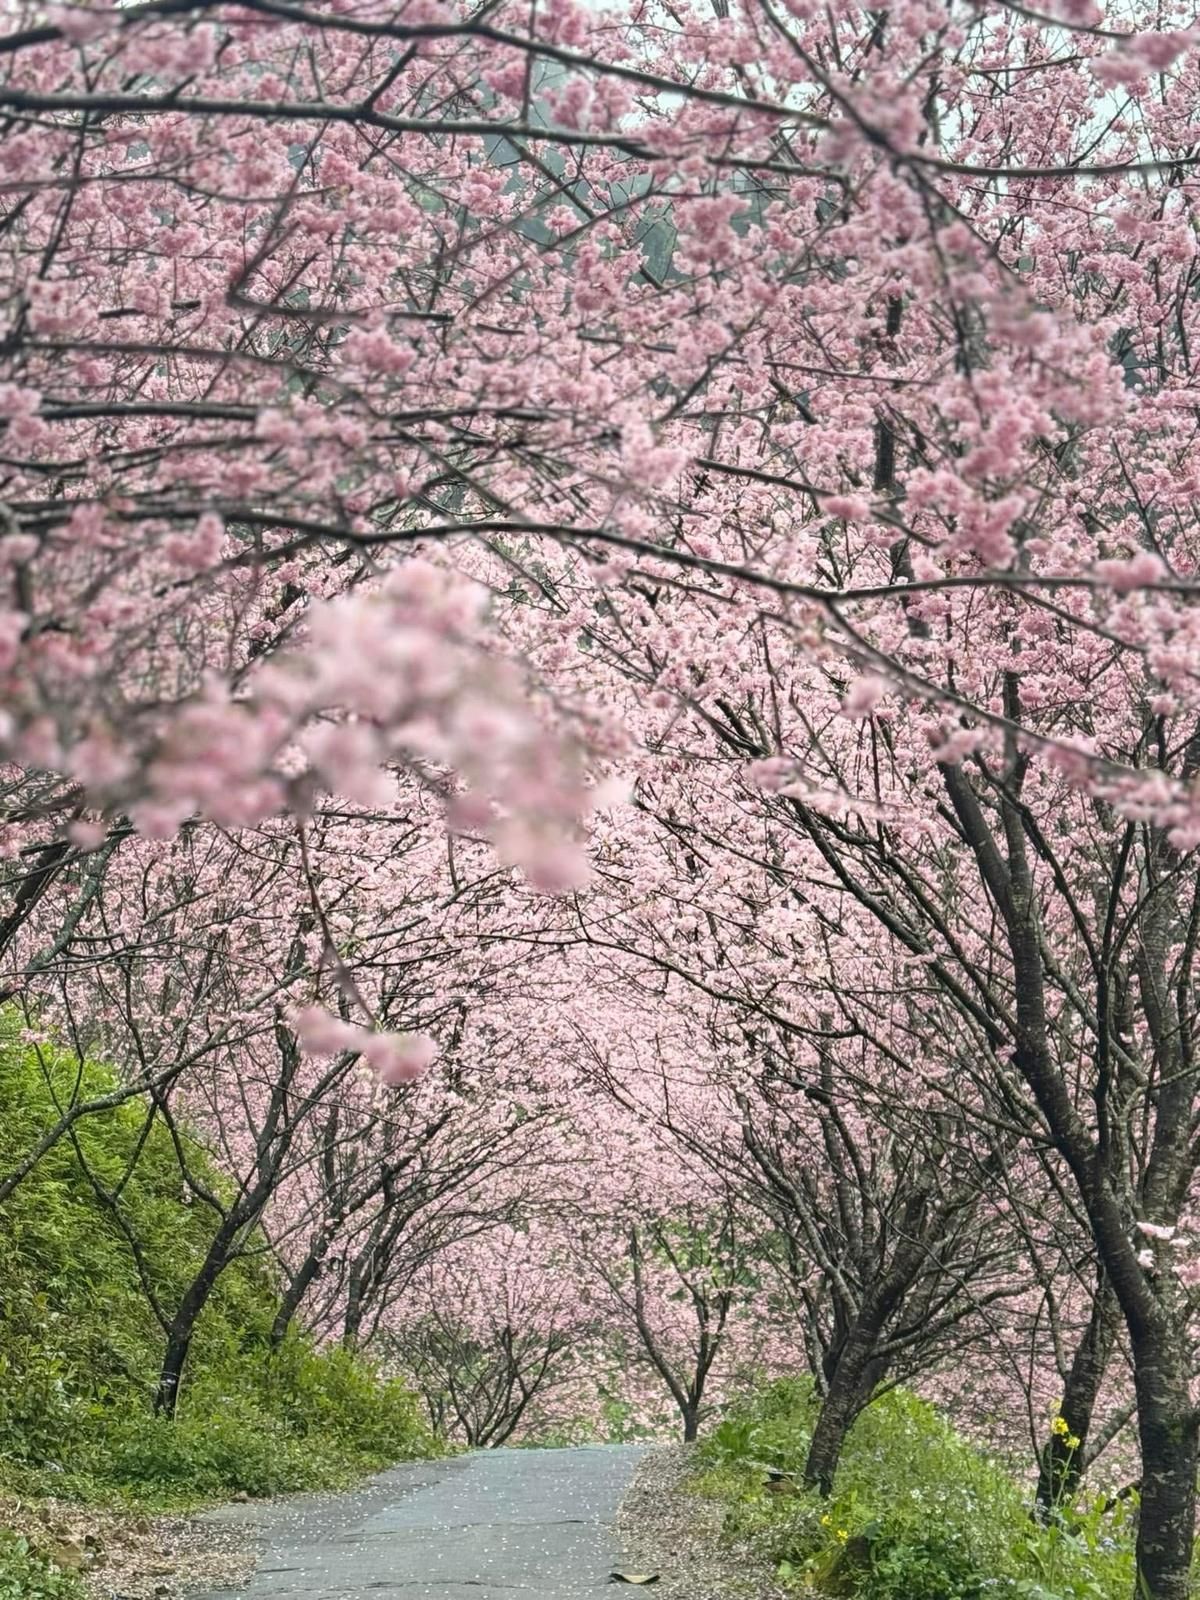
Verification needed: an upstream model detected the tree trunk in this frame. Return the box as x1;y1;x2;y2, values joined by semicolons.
803;1215;929;1494
1131;1329;1199;1600
804;1322;887;1494
153;1215;249;1416
270;1241;328;1349
1036;1280;1116;1514
343;1266;365;1349
155;1327;193;1420
682;1406;699;1444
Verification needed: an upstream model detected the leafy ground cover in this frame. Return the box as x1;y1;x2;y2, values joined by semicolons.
692;1380;1141;1600
0;1530;85;1600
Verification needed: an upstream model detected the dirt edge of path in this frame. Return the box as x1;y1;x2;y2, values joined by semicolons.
1;1492;257;1599
614;1445;795;1600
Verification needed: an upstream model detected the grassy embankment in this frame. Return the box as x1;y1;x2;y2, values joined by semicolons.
0;1037;438;1597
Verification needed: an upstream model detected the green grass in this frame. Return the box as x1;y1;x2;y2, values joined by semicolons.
694;1378;1137;1600
0;1028;439;1509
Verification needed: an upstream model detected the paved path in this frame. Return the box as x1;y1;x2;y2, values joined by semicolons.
197;1445;647;1600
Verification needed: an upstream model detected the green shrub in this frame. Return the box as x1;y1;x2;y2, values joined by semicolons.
0;1027;439;1507
259;1338;433;1462
97;1403;354;1500
703;1374;820;1476
695;1381;1137;1600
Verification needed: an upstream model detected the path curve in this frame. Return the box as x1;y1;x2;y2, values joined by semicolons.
196;1444;647;1600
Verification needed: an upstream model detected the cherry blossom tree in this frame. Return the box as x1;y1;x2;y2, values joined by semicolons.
573;1185;763;1444
386;1225;592;1448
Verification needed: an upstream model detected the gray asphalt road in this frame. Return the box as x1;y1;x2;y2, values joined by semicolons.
196;1444;647;1600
